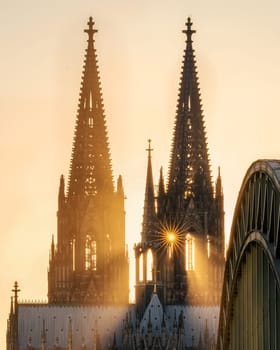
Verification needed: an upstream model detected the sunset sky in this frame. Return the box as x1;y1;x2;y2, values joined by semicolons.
1;0;280;347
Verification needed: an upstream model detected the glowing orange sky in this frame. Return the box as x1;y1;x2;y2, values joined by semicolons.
2;1;280;348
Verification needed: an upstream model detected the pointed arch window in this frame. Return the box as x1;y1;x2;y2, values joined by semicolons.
89;91;93;111
147;249;153;281
207;236;211;258
139;253;143;282
72;238;76;271
88;116;94;128
85;234;97;271
187;95;191;111
186;234;195;271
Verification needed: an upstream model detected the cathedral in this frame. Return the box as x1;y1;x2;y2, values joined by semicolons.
6;17;224;350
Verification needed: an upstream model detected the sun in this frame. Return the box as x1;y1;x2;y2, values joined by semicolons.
166;231;176;243
150;220;186;256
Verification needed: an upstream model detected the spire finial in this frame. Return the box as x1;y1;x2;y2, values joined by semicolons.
146;139;153;158
84;16;97;41
183;17;196;42
12;281;20;306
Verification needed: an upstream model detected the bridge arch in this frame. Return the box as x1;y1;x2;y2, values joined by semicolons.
217;160;280;349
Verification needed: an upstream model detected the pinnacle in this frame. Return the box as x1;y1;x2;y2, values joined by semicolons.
142;139;156;241
84;16;98;41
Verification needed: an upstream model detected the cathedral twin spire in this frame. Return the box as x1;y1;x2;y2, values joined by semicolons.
48;15;223;308
7;17;225;350
68;16;212;206
48;17;128;304
138;17;224;307
168;17;212;202
68;15;212;215
142;17;214;227
68;17;113;200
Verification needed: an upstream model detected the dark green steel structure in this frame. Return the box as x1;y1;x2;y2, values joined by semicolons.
217;160;280;349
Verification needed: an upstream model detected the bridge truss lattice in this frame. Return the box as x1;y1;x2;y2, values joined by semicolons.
217;160;280;349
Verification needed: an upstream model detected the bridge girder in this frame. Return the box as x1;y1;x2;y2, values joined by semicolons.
217;160;280;349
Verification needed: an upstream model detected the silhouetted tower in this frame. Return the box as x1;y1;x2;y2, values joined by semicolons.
135;140;157;311
6;282;20;350
48;17;129;304
135;18;224;309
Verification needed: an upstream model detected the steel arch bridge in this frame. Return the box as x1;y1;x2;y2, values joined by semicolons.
217;160;280;350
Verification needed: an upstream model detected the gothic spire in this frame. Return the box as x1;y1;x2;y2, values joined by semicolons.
157;166;166;216
68;17;113;200
215;166;223;198
117;175;124;197
51;234;54;260
168;17;212;201
9;296;14;316
58;175;65;209
158;166;165;198
142;139;156;241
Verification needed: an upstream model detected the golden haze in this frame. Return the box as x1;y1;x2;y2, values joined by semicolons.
1;1;280;349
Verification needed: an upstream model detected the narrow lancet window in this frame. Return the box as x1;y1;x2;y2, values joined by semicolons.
85;234;97;271
146;249;153;281
187;95;191;111
72;238;76;271
139;253;143;281
88;117;93;128
207;236;211;258
186;234;195;271
89;91;93;111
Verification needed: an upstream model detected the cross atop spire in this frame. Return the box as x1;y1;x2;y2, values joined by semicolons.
84;16;97;41
146;139;153;158
183;17;196;42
